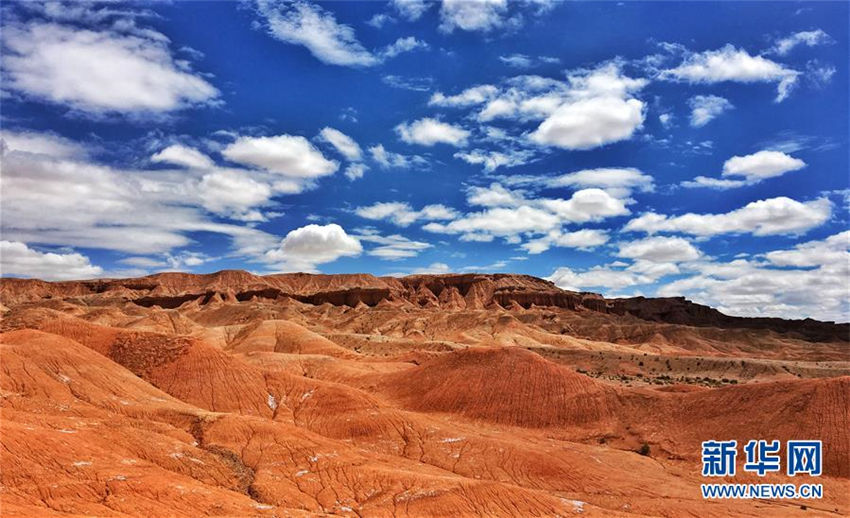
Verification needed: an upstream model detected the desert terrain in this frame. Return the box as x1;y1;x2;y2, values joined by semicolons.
1;271;848;517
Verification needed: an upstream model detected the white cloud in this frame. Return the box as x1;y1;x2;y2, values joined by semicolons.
395;118;470;147
688;95;733;127
682;150;805;190
657;233;850;321
764;230;849;267
366;13;395;29
466;183;524;207
521;63;648;150
722;150;806;182
344;163;369;181
355;202;458;227
0;130;89;159
0;241;103;280
382;74;434;91
660;45;799;102
531;96;645;150
429;85;500;108
1;130;279;256
425;205;561;237
425;183;628;245
499;53;533;68
197;170;272;221
318;127;362;161
439;0;508;33
436;64;647;139
391;0;432;21
680;176;748;190
2;21;218;114
151;144;214;169
264;224;362;272
771;29;833;56
412;262;452;274
453;148;534;172
255;0;425;66
368;144;425;169
379;36;428;59
357;232;432;260
545;167;654;198
255;0;378;66
522;229;609;254
538;188;630;223
617;236;701;263
548;265;650;292
624;196;832;237
222;134;338;178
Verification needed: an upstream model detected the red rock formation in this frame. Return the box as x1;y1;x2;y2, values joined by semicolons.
1;271;848;518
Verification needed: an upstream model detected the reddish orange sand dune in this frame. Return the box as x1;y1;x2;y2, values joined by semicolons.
1;272;848;517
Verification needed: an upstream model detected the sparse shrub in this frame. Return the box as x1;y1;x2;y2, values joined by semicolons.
638;443;650;456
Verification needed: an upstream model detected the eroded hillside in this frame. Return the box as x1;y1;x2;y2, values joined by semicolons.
1;272;848;517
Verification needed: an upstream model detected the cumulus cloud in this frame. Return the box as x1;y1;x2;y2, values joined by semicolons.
453;148;534;171
764;230;849;267
531;96;645;150
439;0;508;32
368;144;426;169
412;262;452;274
222;134;338;178
151;144;215;169
657;232;850;321
318;127;362;161
1;241;103;280
0;130;89;159
344;163;369;181
355;202;458;227
254;0;425;67
430;63;647;150
264;223;362;272
197;170;272;221
391;0;432;21
395;118;470;147
431;62;647;152
722;150;806;182
548;265;651;292
429;85;500;108
522;229;609;254
423;183;628;244
0;130;283;256
357;231;432;260
617;236;701;263
770;29;833;56
544;167;654;198
379;36;429;59
682;150;806;190
2;21;218;115
624;196;832;237
660;45;799;102
688;95;733;127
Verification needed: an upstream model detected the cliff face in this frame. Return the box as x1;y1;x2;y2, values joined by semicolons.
1;270;847;340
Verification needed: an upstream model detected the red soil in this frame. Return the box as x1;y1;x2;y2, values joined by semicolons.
1;272;848;517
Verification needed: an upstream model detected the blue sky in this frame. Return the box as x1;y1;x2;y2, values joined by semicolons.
1;0;848;321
